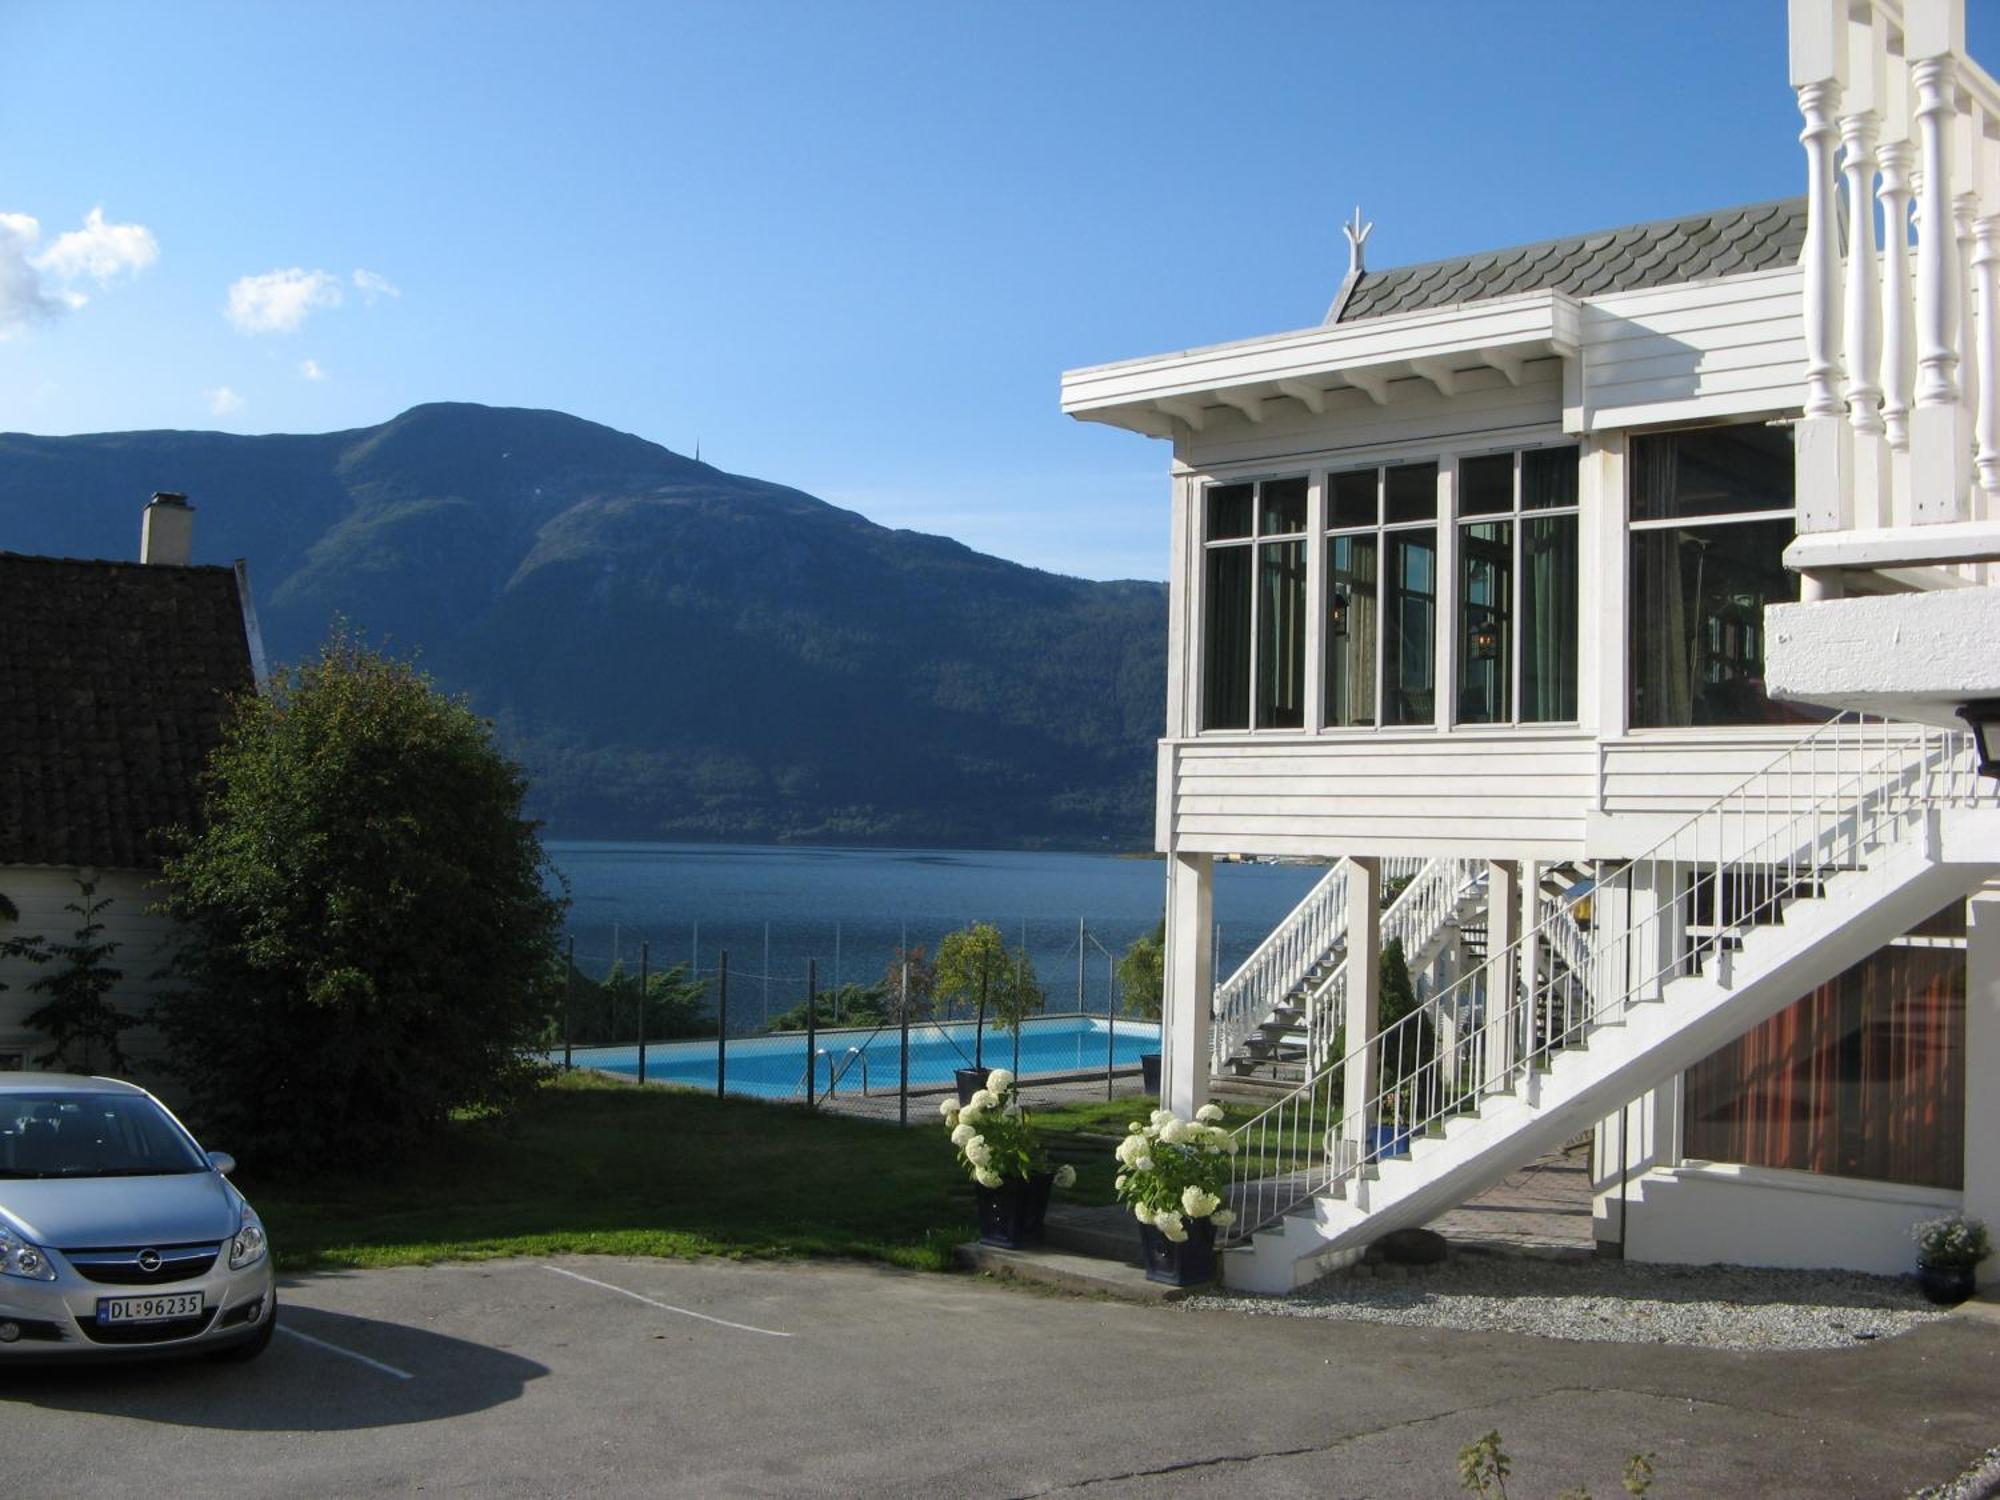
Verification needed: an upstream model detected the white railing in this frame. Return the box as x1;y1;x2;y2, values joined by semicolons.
1210;860;1350;1072
1304;858;1486;1073
1792;0;2000;544
1223;713;1996;1242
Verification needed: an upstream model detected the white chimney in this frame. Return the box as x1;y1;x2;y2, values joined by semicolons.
141;491;193;566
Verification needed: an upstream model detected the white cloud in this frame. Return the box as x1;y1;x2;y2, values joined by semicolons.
205;385;244;417
0;206;158;339
299;358;325;381
226;267;343;334
351;267;399;302
35;206;158;282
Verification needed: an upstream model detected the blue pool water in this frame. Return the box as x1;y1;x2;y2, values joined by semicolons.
571;1013;1161;1102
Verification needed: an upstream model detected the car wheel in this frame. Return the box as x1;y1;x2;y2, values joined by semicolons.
208;1296;277;1363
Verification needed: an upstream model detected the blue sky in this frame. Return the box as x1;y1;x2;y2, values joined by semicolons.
3;2;1994;581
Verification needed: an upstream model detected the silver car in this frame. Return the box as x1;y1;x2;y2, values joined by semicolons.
0;1073;275;1362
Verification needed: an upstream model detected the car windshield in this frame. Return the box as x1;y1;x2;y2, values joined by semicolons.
0;1092;209;1178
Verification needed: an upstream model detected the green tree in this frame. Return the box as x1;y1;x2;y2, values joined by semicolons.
154;635;566;1169
934;922;1044;1032
1117;920;1165;1018
568;958;712;1046
19;878;136;1073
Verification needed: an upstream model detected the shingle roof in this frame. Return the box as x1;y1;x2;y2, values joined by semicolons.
0;555;255;869
1332;198;1807;324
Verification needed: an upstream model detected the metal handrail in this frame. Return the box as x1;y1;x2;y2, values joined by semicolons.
1222;713;1994;1243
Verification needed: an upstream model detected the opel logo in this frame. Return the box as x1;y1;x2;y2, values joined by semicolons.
136;1249;163;1274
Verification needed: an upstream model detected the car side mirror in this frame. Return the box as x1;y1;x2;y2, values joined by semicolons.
207;1151;236;1176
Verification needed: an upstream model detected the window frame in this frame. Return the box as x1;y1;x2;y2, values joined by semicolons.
1196;473;1310;733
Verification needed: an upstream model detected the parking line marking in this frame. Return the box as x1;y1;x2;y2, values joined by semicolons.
541;1264;793;1339
279;1324;416;1380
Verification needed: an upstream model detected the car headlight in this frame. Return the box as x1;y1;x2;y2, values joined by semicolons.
0;1223;56;1282
228;1213;267;1271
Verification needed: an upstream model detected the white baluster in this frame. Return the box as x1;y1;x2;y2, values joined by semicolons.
1913;56;1960;407
1843;108;1886;435
1957;186;1981;458
1880;136;1918;451
1974;208;2000;506
1800;78;1848;418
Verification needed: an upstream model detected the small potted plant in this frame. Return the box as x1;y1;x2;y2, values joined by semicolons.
1912;1213;1990;1306
941;1069;1074;1248
1113;1103;1236;1285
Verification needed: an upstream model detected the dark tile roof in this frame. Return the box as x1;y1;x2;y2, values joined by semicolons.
1333;198;1806;323
0;555;254;869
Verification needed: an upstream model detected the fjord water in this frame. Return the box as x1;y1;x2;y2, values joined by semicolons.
544;841;1322;1033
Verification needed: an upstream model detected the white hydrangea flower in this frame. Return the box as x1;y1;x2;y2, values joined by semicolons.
1158;1118;1187;1144
950;1123;976;1147
959;1101;984;1124
1211;1208;1235;1228
1127;1121;1144;1134
970;1089;1000;1112
939;1098;959;1119
963;1136;992;1167
1181;1186;1220;1219
1132;1203;1154;1226
986;1068;1015;1092
974;1168;1003;1188
1135;1155;1155;1172
1114;1173;1128;1191
1149;1108;1174;1128
1153;1210;1188;1244
1195;1103;1224;1124
1053;1164;1076;1189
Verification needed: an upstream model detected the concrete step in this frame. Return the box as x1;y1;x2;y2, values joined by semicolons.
954;1241;1196;1302
1044;1203;1142;1264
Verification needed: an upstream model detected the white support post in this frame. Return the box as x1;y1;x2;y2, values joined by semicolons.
1340;856;1382;1145
1518;860;1542;1070
1910;7;1972;517
1481;860;1520;1093
1967;888;2000;1290
1974;209;2000;508
1799;76;1848;420
1161;852;1214;1116
1880;133;1919;457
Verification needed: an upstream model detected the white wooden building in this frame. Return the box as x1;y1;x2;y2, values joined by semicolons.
1062;0;2000;1292
0;495;264;1072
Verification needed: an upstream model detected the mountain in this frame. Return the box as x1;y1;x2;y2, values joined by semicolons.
0;403;1167;849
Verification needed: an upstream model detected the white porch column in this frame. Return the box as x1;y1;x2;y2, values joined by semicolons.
1339;856;1382;1145
1518;860;1542;1063
1967;889;2000;1289
1793;3;1850;542
1909;0;1972;518
1481;860;1520;1092
1161;852;1214;1115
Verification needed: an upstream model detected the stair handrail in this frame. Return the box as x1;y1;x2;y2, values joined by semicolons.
1222;713;1994;1243
1304;857;1487;1072
1209;859;1350;1072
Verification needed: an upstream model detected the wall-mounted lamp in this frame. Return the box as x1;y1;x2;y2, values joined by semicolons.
1470;622;1500;661
1958;700;2000;778
1328;589;1349;638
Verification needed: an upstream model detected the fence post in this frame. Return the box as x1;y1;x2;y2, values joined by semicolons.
806;958;818;1109
1013;942;1023;1078
563;935;575;1072
976;961;987;1069
637;941;649;1087
898;961;910;1127
717;951;729;1099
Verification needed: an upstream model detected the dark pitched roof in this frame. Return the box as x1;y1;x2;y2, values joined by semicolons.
0;554;255;869
1332;197;1807;324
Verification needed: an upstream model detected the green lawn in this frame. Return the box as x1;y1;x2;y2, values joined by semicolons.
247;1073;1120;1275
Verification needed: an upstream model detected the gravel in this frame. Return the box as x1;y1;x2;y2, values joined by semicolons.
1183;1254;1951;1350
1910;1442;2000;1500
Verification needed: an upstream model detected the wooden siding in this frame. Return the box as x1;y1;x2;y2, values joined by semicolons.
1168;735;1596;860
1579;267;1805;431
0;865;176;1068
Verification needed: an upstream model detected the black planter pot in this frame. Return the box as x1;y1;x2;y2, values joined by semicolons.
955;1067;993;1106
1139;1052;1162;1095
975;1171;1054;1249
1919;1261;1979;1306
1138;1215;1218;1287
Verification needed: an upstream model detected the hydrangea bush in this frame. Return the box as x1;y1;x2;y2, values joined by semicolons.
1913;1213;1991;1268
1113;1104;1236;1243
940;1069;1076;1192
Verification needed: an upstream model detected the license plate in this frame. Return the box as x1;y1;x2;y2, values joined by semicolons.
98;1292;204;1324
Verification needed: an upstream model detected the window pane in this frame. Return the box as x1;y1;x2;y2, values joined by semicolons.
1256;540;1306;729
1206;483;1254;540
1259;476;1308;535
1383;529;1436;726
1523;446;1580;509
1324;533;1378;728
1384;462;1438;523
1202;547;1252;729
1629;423;1793;520
1459;453;1514;516
1520;514;1578;722
1456;521;1512;724
1629;518;1827;727
1684;937;1965;1190
1329;469;1377;528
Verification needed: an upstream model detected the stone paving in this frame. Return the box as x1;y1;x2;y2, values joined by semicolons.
1426;1138;1598;1255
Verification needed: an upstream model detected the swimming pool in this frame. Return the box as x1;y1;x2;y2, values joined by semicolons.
569;1013;1161;1102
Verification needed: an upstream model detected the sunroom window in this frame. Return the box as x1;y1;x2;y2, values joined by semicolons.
1628;422;1824;728
1455;446;1579;725
1202;476;1307;730
1324;462;1437;728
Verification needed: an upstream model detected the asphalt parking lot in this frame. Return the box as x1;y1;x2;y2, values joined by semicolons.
2;1255;1996;1498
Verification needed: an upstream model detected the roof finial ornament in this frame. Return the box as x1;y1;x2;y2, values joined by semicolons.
1343;205;1374;277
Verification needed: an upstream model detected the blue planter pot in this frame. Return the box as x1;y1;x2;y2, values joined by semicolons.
1138;1216;1218;1287
975;1171;1054;1249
